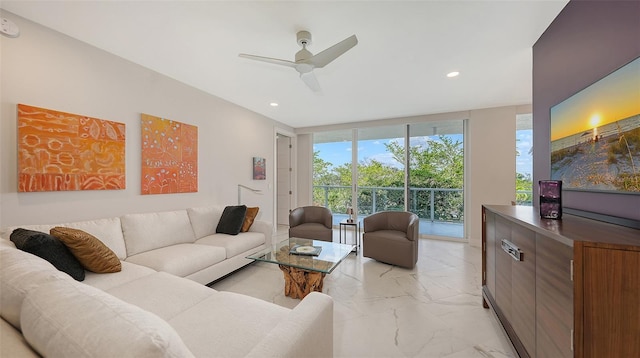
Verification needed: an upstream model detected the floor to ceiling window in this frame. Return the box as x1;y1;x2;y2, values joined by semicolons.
312;130;353;225
313;120;465;240
516;113;533;205
356;126;406;217
408;121;464;239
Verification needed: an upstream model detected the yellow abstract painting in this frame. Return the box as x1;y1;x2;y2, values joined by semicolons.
141;114;198;194
18;104;126;192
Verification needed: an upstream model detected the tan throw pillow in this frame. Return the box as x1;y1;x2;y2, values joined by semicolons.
241;207;260;232
50;227;121;273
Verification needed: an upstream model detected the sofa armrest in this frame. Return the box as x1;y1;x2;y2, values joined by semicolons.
406;214;419;241
248;220;273;246
245;292;333;358
1;318;39;358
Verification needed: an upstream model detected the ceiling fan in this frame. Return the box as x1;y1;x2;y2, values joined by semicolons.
239;31;358;92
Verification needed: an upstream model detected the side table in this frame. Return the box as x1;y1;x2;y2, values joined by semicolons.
339;220;360;253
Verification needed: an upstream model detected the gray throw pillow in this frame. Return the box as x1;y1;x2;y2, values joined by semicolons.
10;228;85;281
215;205;247;235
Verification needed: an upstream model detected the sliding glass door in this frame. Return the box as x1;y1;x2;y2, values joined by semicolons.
356;126;406;217
312;120;465;239
312;130;353;225
408;121;464;239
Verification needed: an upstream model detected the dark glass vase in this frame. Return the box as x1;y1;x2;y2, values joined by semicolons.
539;180;562;219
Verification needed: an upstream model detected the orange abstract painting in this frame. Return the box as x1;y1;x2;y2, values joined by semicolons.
17;104;126;192
141;114;198;195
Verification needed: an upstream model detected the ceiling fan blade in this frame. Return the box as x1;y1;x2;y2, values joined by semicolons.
239;54;296;68
300;72;321;92
308;34;358;68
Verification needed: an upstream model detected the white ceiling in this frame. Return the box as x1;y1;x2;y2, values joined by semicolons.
1;1;568;129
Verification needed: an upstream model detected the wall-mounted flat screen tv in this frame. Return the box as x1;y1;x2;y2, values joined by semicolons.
550;56;640;194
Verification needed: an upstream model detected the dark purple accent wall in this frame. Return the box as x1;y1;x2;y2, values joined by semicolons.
532;0;640;221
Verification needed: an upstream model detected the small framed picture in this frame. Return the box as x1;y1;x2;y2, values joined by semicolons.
253;157;266;180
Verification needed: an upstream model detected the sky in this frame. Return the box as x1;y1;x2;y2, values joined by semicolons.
550;57;640;141
315;131;534;177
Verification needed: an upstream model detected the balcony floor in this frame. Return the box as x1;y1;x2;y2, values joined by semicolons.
332;213;464;240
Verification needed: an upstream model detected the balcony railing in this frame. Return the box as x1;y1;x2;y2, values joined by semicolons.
313;185;533;239
314;185;464;222
516;190;534;206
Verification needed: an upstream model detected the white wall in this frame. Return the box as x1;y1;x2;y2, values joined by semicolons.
466;106;519;247
0;11;292;227
295;134;314;207
295;105;526;247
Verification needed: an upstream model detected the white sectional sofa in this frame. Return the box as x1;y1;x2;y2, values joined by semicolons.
0;206;334;357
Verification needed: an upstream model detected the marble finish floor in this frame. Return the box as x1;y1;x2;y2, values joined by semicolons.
211;231;516;358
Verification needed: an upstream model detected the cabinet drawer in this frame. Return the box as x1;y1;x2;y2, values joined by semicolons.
511;225;536;357
536;235;573;358
495;216;513;322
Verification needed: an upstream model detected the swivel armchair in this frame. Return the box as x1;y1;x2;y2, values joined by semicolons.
363;211;419;269
288;206;333;242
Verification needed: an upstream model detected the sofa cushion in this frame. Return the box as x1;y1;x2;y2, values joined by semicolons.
2;217;127;260
363;229;409;241
83;261;156;291
167;291;289;357
106;272;216;320
121;210;197;256
0;247;71;329
125;244;226;278
20;280;194;358
50;226;121;273
62;217;128;259
0;239;15;249
9;228;85;281
242;207;260;232
187;206;223;239
196;231;266;258
216;205;247;235
1;225;55;241
289;223;332;240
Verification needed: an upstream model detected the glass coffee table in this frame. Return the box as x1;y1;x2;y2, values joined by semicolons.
247;237;354;299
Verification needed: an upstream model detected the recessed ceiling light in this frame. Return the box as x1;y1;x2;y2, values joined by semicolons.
447;71;460;78
270;102;279;107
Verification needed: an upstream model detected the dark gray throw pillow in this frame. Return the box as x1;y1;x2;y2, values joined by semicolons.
10;228;85;281
215;205;247;235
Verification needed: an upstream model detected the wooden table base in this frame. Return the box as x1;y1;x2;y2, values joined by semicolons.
279;265;326;299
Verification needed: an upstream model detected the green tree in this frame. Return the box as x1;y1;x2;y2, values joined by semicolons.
386;135;463;188
313;135;465;221
313;150;338;186
516;172;533;205
356;159;404;214
357;159;403;187
312;151;344;207
516;136;533;205
383;135;464;220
